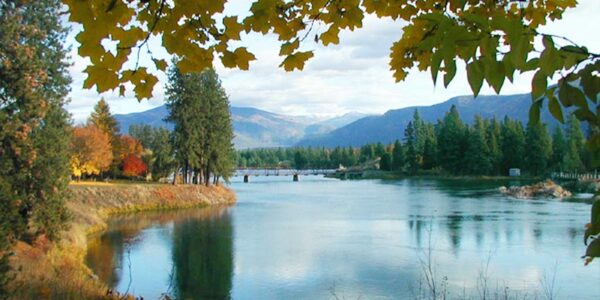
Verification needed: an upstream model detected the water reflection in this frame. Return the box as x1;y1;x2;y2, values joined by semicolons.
86;207;233;299
171;208;233;300
86;178;600;299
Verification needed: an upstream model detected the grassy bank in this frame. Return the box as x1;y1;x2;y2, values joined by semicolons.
8;183;236;299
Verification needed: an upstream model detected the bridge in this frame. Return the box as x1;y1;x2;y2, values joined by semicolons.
234;168;337;182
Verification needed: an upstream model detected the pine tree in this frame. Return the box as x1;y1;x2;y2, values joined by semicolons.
564;114;585;172
404;121;419;173
551;126;567;172
422;124;438;170
380;153;392;171
166;66;234;185
464;116;492;175
0;0;71;292
500;117;526;174
524;121;552;175
391;140;405;171
437;105;466;174
89;98;119;139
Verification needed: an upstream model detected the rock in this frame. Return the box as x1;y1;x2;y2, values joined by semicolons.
500;179;572;199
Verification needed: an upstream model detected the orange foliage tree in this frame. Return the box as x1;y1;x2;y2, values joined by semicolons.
122;154;147;177
70;124;113;179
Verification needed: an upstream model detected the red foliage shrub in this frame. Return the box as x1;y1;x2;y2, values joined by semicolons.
122;154;147;177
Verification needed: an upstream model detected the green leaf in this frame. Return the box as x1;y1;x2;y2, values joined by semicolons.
581;71;600;103
279;51;314;71
485;60;505;93
153;58;168;71
531;70;547;101
559;82;588;109
529;101;541;124
466;60;484;97
443;59;456;88
547;92;564;123
430;51;443;85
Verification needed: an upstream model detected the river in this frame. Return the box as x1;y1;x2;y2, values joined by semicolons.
86;176;600;299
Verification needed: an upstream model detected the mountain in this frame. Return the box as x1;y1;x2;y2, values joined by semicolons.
303;112;370;136
114;106;364;149
297;93;569;147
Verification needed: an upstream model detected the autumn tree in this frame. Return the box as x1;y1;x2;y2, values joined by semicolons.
122;154;147;178
70;125;113;179
0;0;72;292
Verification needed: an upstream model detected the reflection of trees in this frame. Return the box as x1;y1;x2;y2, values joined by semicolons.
171;208;233;300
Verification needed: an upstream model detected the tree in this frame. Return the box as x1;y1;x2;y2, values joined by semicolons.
70;125;113;179
1;0;72;291
437;105;465;174
551;126;568;172
122;154;147;178
464;116;491;175
380;152;392;171
294;150;308;170
89;98;119;140
500;117;526;174
524;121;552;175
130;125;175;181
166;67;234;185
564;114;586;173
391;140;405;171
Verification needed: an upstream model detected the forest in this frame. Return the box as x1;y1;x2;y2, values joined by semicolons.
237;106;591;177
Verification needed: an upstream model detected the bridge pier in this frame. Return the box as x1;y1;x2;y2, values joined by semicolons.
243;175;249;183
293;174;299;182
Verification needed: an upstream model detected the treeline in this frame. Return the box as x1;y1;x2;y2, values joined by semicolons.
237;106;591;176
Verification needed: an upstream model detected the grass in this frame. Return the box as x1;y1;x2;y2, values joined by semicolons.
7;183;236;299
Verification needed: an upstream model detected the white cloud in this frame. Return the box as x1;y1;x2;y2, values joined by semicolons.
64;1;600;122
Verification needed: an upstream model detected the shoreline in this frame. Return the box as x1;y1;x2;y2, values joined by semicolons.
8;183;236;299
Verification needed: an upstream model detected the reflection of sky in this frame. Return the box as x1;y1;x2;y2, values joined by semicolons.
90;177;600;299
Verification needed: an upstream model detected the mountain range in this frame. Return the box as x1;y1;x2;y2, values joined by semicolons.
115;92;567;149
114;106;367;149
297;93;569;147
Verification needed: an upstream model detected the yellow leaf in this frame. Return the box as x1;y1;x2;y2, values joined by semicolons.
233;47;256;70
223;16;243;40
279;39;300;56
153;58;168;71
279;51;314;71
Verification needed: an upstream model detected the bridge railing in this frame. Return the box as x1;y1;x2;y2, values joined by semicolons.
233;168;337;177
551;171;600;180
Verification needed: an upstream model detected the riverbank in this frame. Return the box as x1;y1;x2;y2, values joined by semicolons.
8;183;236;299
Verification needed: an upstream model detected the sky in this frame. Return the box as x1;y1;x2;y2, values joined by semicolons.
65;0;600;123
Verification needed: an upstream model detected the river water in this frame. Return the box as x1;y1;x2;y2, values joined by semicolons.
86;177;600;299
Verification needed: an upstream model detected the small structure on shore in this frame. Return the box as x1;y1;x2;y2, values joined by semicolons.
508;168;521;177
499;179;572;199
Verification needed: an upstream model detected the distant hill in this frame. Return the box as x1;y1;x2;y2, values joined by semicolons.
297;93;568;147
114;105;365;149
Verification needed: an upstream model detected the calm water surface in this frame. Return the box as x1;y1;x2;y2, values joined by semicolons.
86;177;600;299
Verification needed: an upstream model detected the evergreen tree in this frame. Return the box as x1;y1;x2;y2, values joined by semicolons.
380;153;392;171
524;121;552;175
0;0;71;292
563;114;587;172
166;66;234;185
464;116;492;175
486;117;502;175
391;140;405;171
437;105;466;174
500;117;526;174
551;126;568;172
421;124;438;170
89;98;119;139
404;121;419;173
374;142;386;158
